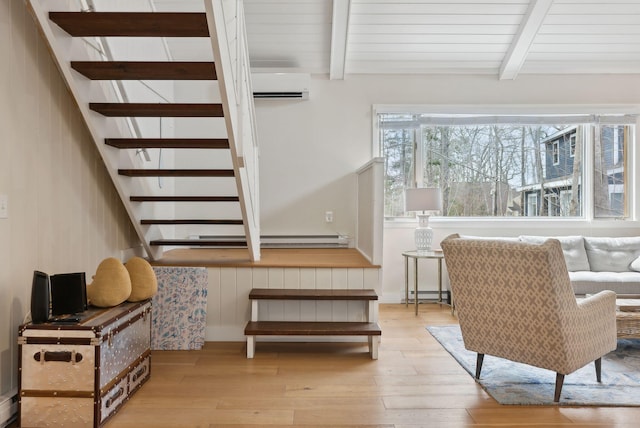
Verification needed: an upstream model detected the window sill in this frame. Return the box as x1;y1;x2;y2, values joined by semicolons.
385;217;640;231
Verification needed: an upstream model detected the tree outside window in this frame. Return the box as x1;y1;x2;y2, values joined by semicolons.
378;113;632;219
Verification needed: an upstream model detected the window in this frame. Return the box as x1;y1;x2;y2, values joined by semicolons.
594;125;629;218
552;140;560;165
570;134;576;157
377;112;634;219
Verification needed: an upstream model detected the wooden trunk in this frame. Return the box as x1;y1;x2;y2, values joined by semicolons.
18;301;152;427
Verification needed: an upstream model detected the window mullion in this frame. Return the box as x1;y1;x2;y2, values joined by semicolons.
582;124;595;220
414;127;424;187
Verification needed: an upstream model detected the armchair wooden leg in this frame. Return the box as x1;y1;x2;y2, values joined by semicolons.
475;353;484;379
595;357;602;382
554;373;565;402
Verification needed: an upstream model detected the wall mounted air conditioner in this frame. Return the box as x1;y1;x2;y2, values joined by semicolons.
252;73;310;100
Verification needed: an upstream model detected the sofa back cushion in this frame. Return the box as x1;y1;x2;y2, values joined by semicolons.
519;236;590;271
584;237;640;272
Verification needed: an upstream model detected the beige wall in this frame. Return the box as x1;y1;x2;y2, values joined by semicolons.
0;1;138;397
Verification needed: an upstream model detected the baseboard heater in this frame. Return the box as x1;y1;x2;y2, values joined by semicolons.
190;234;351;248
0;390;18;428
405;290;452;304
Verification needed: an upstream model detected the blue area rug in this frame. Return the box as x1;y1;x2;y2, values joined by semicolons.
427;325;640;406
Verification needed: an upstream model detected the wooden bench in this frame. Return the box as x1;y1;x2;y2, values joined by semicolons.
244;288;381;359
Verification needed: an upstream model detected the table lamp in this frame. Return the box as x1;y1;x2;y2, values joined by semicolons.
405;187;442;253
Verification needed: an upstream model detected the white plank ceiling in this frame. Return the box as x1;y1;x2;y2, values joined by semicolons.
152;0;640;79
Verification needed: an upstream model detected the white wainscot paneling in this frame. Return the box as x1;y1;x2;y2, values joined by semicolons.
205;266;381;341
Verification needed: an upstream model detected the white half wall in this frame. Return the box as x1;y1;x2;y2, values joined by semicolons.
205;266;381;341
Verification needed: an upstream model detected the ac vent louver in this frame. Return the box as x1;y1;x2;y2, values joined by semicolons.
251;73;310;100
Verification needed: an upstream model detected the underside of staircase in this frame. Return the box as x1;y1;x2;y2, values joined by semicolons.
27;1;260;261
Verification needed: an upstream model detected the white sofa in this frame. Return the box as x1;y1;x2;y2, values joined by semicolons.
457;235;640;295
518;236;640;296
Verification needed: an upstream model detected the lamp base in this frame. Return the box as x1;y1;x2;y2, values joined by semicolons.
415;225;433;254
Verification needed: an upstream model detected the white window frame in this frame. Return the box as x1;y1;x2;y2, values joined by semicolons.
373;104;640;226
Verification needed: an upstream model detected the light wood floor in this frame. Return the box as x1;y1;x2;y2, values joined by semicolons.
104;304;640;428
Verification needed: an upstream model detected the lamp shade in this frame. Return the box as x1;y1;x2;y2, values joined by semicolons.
405;188;442;212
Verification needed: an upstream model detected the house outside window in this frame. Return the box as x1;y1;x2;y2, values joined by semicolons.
377;112;634;220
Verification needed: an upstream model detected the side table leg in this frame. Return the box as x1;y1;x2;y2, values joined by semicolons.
414;257;419;316
437;258;443;303
404;256;409;308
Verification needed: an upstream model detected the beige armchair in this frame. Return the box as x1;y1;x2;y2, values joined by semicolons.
441;234;617;402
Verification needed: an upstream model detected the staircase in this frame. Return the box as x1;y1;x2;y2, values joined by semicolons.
26;0;260;261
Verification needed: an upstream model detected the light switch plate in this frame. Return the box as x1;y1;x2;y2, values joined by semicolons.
0;195;8;218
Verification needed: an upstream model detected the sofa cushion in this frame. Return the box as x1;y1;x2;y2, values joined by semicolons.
630;256;640;272
584;237;640;272
459;235;520;242
519;235;590;272
569;270;640;295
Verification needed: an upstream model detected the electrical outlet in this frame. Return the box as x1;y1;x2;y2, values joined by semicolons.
325;211;333;223
0;195;7;219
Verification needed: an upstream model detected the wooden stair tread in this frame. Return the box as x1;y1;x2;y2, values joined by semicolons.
249;288;378;301
130;196;239;202
150;239;247;247
71;61;216;80
141;219;243;225
90;103;224;117
106;138;229;149
118;169;234;177
244;321;382;336
49;12;209;37
46;10;259;258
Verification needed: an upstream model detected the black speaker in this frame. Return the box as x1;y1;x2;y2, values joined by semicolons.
31;270;51;324
50;272;87;316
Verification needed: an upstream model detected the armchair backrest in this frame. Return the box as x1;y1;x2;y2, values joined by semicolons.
441;234;578;368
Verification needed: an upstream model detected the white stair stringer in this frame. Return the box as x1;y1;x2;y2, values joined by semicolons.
25;0;261;261
205;0;261;261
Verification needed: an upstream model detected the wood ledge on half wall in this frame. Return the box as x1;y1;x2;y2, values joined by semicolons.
150;248;380;269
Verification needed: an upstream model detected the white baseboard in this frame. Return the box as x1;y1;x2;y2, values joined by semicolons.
120;245;145;262
379;292;403;304
0;390;18;428
380;291;451;304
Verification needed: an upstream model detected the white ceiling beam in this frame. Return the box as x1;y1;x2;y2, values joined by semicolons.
329;0;351;80
499;0;554;80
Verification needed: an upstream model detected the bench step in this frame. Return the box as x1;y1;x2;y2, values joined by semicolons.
249;288;378;301
244;321;381;336
246;288;381;359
